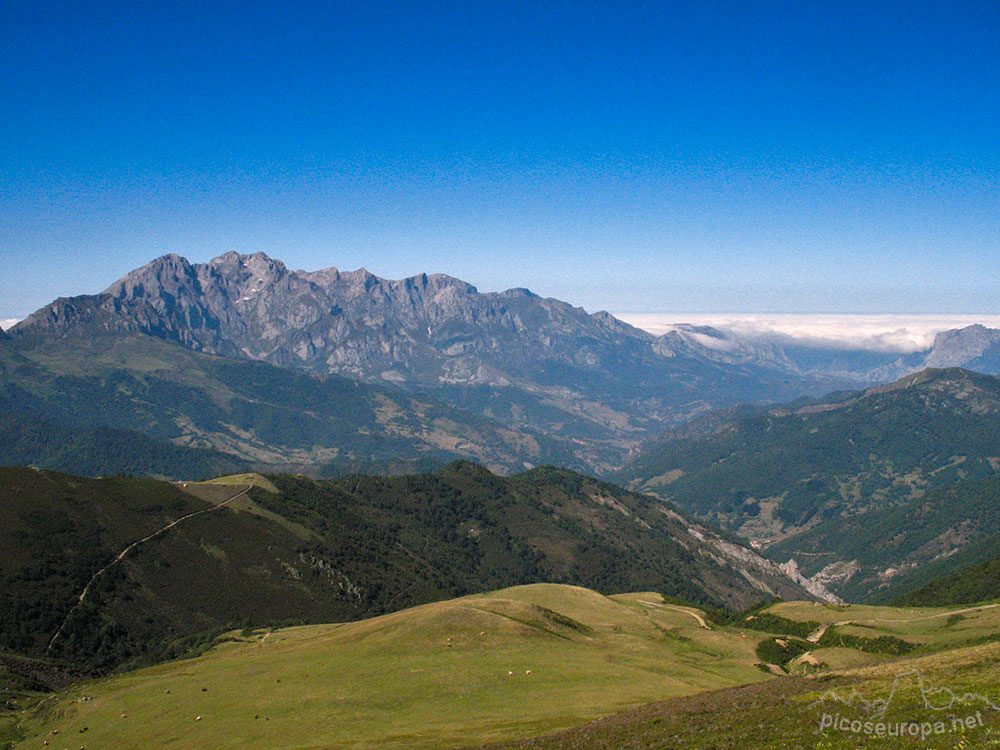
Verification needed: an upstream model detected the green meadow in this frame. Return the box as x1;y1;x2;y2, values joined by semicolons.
489;640;1000;749
10;585;767;749
9;587;1000;749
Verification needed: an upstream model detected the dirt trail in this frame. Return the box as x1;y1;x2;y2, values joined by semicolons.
45;486;251;653
807;620;851;642
805;603;1000;643
639;600;710;629
880;602;1000;622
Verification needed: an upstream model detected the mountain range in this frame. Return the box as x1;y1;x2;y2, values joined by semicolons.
647;321;1000;385
12;255;1000;470
6;252;851;473
5;250;1000;750
4;251;1000;608
783;323;1000;382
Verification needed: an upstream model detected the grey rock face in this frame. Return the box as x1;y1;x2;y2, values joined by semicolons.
923;324;1000;371
779;325;1000;384
779;559;844;604
25;251;649;381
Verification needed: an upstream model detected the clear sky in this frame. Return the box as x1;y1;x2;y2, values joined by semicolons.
1;0;998;320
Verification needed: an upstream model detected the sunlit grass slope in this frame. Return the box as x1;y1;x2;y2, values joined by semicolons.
13;584;769;749
767;599;1000;650
490;640;1000;749
186;472;279;493
14;590;1000;749
734;599;1000;678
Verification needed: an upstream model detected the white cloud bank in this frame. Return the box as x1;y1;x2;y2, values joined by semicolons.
1;311;996;354
614;313;1000;353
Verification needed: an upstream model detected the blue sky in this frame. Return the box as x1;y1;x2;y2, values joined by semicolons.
1;0;997;319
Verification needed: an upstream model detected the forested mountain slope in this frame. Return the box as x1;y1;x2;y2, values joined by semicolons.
616;368;1000;600
0;463;814;675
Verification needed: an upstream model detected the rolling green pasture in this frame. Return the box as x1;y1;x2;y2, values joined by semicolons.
491;640;1000;749
10;588;1000;749
10;585;768;749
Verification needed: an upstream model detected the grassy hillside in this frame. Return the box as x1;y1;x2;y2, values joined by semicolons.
762;599;1000;655
5;584;770;750
488;641;1000;749
9;589;1000;750
615;368;1000;600
487;599;1000;750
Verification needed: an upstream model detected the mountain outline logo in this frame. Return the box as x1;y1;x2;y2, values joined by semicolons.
810;669;999;740
810;668;1000;719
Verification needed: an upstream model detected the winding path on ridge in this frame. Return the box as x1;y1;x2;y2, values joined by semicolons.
805;603;1000;643
638;600;710;629
45;486;251;653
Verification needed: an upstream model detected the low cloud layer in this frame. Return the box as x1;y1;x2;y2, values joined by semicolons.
0;318;21;332
615;313;1000;353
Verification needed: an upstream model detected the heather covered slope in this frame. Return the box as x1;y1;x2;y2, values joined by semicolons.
0;468;366;673
265;462;816;611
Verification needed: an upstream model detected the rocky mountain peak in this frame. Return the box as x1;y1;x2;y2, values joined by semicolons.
425;273;476;291
498;287;534;299
325;267;378;291
104;253;197;299
925;325;1000;368
205;251;289;285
